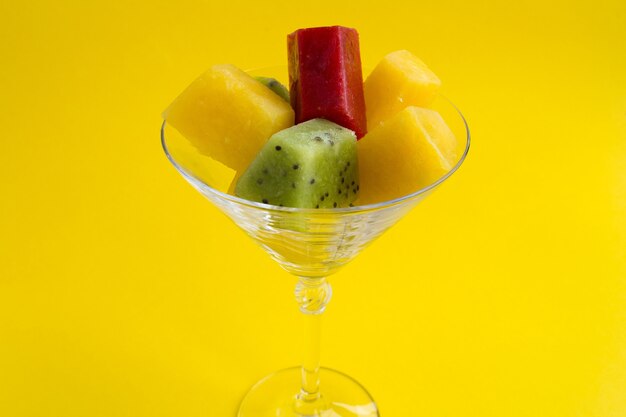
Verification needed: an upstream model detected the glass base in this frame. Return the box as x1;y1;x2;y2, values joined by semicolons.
237;367;379;417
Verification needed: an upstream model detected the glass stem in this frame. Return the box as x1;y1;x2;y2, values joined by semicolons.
294;277;332;414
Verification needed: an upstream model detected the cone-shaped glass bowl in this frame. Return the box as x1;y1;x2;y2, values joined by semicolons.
161;85;469;416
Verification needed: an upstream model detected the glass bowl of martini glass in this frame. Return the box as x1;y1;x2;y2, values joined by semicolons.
161;68;470;417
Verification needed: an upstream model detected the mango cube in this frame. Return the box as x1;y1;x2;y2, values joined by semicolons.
357;106;457;204
163;64;294;172
364;50;441;130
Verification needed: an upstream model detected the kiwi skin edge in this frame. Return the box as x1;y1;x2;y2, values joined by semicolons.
255;76;290;103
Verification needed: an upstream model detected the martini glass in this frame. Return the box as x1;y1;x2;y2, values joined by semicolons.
161;80;470;416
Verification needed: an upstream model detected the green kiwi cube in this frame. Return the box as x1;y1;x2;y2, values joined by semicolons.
235;119;359;209
255;76;290;103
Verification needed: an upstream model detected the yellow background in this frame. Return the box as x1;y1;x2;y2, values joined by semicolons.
1;1;625;416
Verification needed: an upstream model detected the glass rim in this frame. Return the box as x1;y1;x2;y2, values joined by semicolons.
160;96;470;214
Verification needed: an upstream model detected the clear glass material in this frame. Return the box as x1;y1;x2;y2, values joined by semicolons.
161;81;470;416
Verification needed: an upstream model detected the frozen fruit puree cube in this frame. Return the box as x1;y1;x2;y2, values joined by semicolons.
357;106;457;204
163;64;294;172
288;26;367;138
364;50;441;130
235;119;359;209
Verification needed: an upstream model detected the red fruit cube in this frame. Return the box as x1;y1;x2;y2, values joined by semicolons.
288;26;367;139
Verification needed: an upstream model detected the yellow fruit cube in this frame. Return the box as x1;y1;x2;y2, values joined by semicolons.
357;106;457;204
364;50;441;130
163;64;294;172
